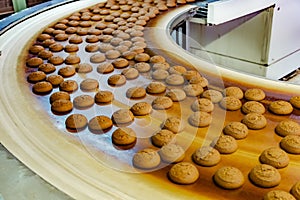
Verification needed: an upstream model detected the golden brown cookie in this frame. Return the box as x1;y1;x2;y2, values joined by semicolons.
151;129;176;147
73;95;94;109
223;86;244;99
94;91;114;104
188;111;212;127
32;81;53;94
49;43;64;52
263;190;296;200
85;44;100;52
132;148;161;169
159;143;185;163
121;68;139;79
46;74;64;87
112;127;137;146
259;147;289;169
135;53;150;62
108;74;126;86
242;101;266;114
183;70;201;81
105;49;121;59
183;84;204;97
219;96;242;111
29;45;44;54
48;55;64;65
161;116;184;133
151;69;169;80
166;89;186;102
27;71;46;83
242;113;267;130
64;55;80;65
201;89;223;103
126;87;146;99
269;100;293;115
211;135;238;154
69;35;83;44
165;74;185;86
59;80;78;93
189;76;208;88
290;96;300;109
112;109;134;124
130;102;152;116
146;82;166;94
112;58;129;68
97;62;114;74
191;98;214;113
58;66;76;77
275;120;300;137
88;116;113;133
149;55;166;63
249;164;281;188
38;63;56;74
291;181;300;199
152;62;170;71
213;166;244;189
80;78;99;92
280;135;300;154
75;63;93;73
49;91;70;103
65;114;88;132
26;57;44;68
38;50;53;59
168;162;199;185
90;53;106;63
223;122;248;139
168;65;187;75
51;99;73;113
152;96;173;110
192;146;221;167
244;88;266;101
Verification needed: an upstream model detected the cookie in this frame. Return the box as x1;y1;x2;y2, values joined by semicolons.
65;114;88;131
259;147;289;168
80;78;99;92
108;74;126;86
159;143;185;163
213;166;244;189
191;98;214;113
73;95;94;109
291;181;300;199
223;122;248;139
189;76;208;88
46;75;64;87
105;49;121;59
146;82;166;94
168;65;187;75
69;35;83;44
90;53;106;63
263;190;296;200
130;102;152;116
97;62;114;74
86;35;100;43
165;74;185;86
223;86;244;99
126;87;146;99
32;81;53;94
290;96;300;109
135;53;150;62
112;109;134;124
183;84;204;97
151;129;176;147
58;66;76;77
49;91;70;103
168;162;199;185
149;55;166;63
121;68;139;79
29;45;44;54
242;101;266;114
132;148;161;169
48;56;64;65
99;43;114;53
123;51;138;60
166;89;186;102
51;99;73;113
112;58;129;68
183;70;201;81
112;127;137;146
133;62;151;72
161;116;184;133
201;89;223;103
152;96;173;110
244;88;266;101
188;111;212;127
94;91;114;104
38;50;53;59
59;80;78;93
75;63;93;73
242;113;267;130
26;57;43;68
211;135;238;154
280;135;300;154
49;43;64;52
27;71;46;83
192;146;221;167
275;120;300;137
219;96;242;111
249;164;281;188
88;116;113;133
65;44;79;52
38;63;56;74
152;69;169;80
269;100;293;115
152;62;170;71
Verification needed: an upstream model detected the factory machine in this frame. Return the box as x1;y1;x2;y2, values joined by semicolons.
170;0;300;80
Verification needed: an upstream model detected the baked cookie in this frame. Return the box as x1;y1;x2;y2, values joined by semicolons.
213;166;244;189
99;43;114;53
219;96;242;111
49;91;70;103
211;135;238;154
65;114;88;131
183;70;201;81
51;99;73;113
108;74;126;86
46;74;64;87
242;113;267;130
73;95;94;109
165;74;185;86
97;62;114;74
146;82;166;94
166;89;186;102
121;68;139;79
123;51;138;61
130;102;152;116
152;62;170;71
112;109;134;124
38;50;53;59
29;45;44;54
168;65;187;75
244;88;266;101
223;122;248;139
59;80;78;93
269;100;293;115
152;69;169;80
32;81;53;94
133;148;161;169
223;86;244;99
149;55;166;63
259;147;289;168
249;164;281;188
291;181;300;199
290;96;300;109
26;57;43;68
151;129;176;147
58;66;76;77
49;43;64;52
152;96;173;110
263;190;296;200
48;55;64;65
188;111;212;127
159;143;185;163
88;115;113;133
65;44;79;52
275;120;300;137
69;35;83;44
112;127;137;146
191;98;214;113
126;87;146;99
75;63;93;73
90;53;106;63
27;71;46;83
168;162;199;185
192;146;221;167
112;58;129;68
135;53;150;62
162;116;184;133
201;89;223;103
38;63;56;74
183;84;204;97
80;78;99;92
64;55;80;65
105;50;121;59
242;101;266;114
280;135;300;154
94;91;114;104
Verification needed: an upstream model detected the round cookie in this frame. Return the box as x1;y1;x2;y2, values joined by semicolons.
188;111;212;127
291;181;300;199
168;162;199;185
223;86;244;99
112;109;134;124
29;45;44;54
126;87;146;99
133;62;151;73
244;88;266;101
149;55;166;63
48;56;64;65
259;147;289;168
290;96;300;109
213;166;244;189
73;95;94;109
223;122;248;139
189;76;208;88
64;55;80;65
269;100;293;115
201;89;223;103
108;74;126;86
97;62;114;74
192;146;221;167
65;114;88;131
58;66;76;77
151;69;169;80
263;190;296;200
183;84;204;97
65;44;79;53
132;148;161;169
165;74;185;86
51;99;73;113
130;102;152;116
90;53;106;63
85;44;99;52
280;135;300;154
242;113;267;130
49;43;64;52
168;65;187;75
151;129;176;147
166;89;186;102
32;81;53;94
49;91;70;103
211;135;238;154
38;50;53;59
46;75;64;87
183;70;201;81
76;63;93;73
112;127;137;146
275;120;300;137
38;63;56;74
191;98;214;113
146;82;166;94
249;164;281;188
27;71;46;83
105;50;121;59
26;57;43;68
152;96;173;110
94;91;114;104
152;62;170;71
219;96;242;111
242;101;266;114
112;58;129;68
80;78;99;91
161;116;184;133
135;53;150;62
99;43;114;53
59;80;78;93
121;68;139;79
159;143;185;163
88;116;113;133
